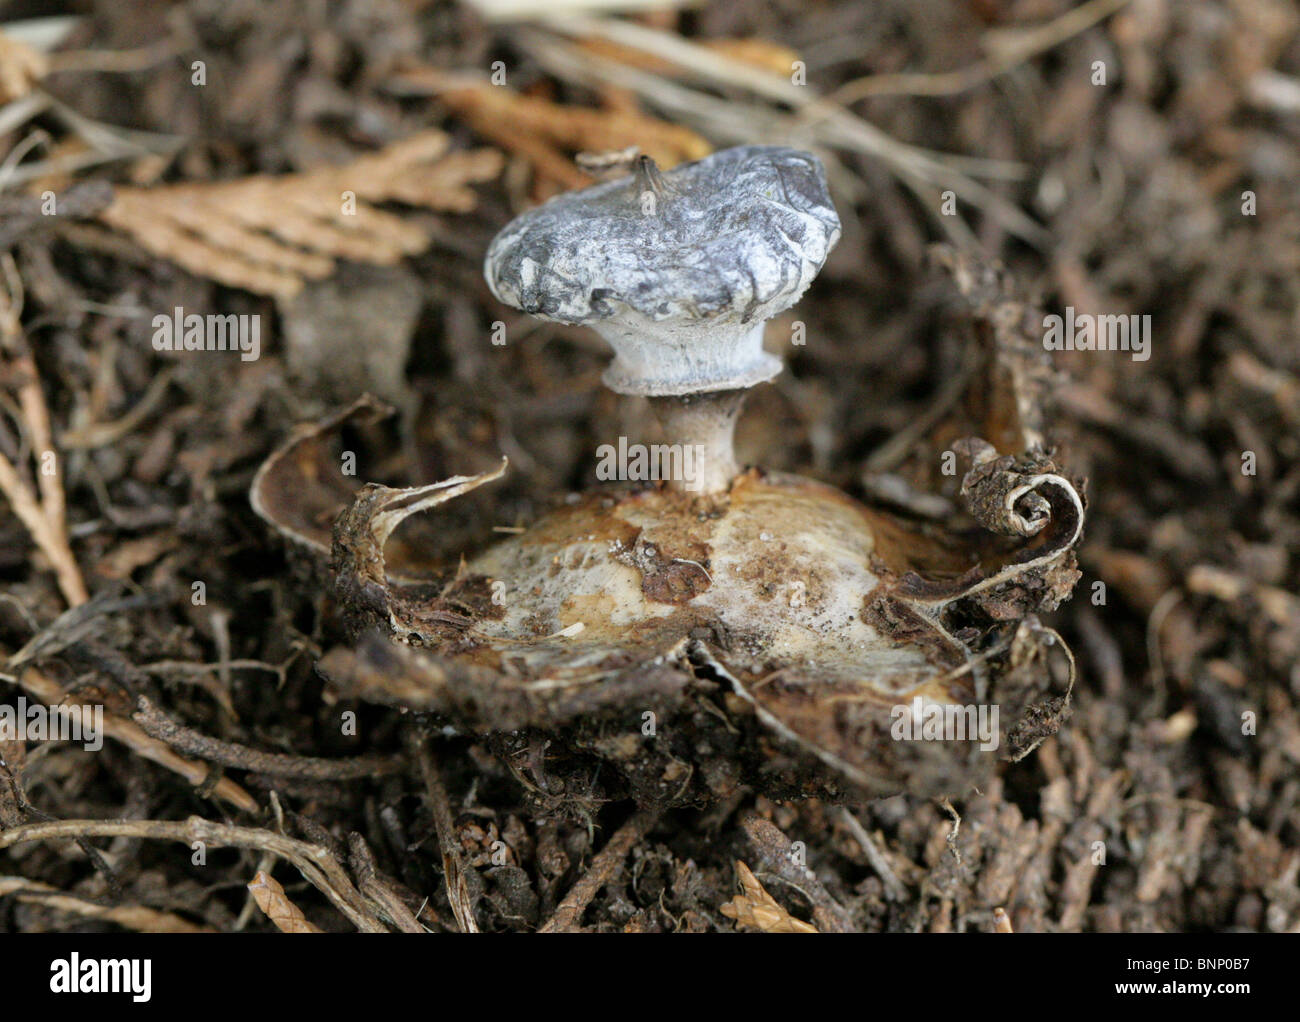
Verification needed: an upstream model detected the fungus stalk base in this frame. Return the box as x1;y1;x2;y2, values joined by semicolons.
646;389;747;495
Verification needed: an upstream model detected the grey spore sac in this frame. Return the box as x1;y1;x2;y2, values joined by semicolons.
484;145;841;397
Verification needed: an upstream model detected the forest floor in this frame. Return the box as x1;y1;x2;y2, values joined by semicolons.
0;0;1297;932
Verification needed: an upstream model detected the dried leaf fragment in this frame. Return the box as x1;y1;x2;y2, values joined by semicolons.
249;394;397;556
720;861;817;933
0;29;48;102
433;81;709;193
248;870;323;933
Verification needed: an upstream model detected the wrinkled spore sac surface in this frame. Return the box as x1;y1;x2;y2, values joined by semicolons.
484;145;841;325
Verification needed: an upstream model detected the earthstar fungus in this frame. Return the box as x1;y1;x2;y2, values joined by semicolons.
253;150;1086;805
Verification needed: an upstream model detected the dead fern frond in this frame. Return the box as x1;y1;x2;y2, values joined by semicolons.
95;130;503;299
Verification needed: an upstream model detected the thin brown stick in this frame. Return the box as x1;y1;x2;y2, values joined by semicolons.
0;256;88;606
347;832;425;933
15;666;257;813
826;0;1133;105
411;732;479;933
0;876;213;932
132;695;399;781
48;37;189;75
0;816;388;933
538;808;659;933
835;807;908;902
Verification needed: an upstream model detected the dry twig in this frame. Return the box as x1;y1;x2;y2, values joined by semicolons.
539;808;659;932
835;806;909;902
132;695;399;781
11;665;257;813
0;816;388;932
826;0;1133;104
412;731;480;933
0;258;88;607
0;875;213;932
